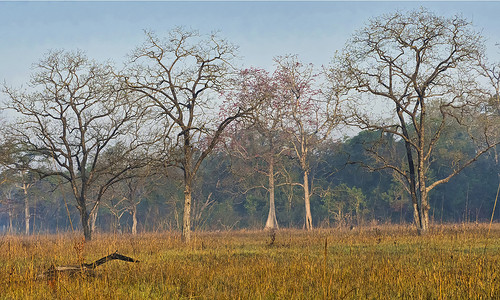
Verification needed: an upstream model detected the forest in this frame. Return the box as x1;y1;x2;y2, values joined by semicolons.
1;8;500;241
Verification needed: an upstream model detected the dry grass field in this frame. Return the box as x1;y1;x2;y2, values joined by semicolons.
1;224;500;299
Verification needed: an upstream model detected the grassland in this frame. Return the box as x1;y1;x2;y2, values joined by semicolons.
1;224;500;299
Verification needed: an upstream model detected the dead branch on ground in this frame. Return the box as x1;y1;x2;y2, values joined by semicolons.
37;251;140;280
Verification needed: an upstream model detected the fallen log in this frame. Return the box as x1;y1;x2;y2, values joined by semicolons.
38;251;140;280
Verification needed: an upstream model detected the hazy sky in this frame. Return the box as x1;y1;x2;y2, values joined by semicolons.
1;1;500;96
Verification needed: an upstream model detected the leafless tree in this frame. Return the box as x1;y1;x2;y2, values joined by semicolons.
104;167;158;235
224;68;292;230
123;28;256;242
331;8;500;233
275;55;344;230
3;50;150;241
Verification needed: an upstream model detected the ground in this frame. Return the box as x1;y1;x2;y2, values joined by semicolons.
1;224;499;299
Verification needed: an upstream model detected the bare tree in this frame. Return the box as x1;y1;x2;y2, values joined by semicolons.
331;8;500;233
123;28;255;242
121;173;156;235
104;167;157;235
3;50;149;241
103;194;128;234
275;55;343;230
224;67;294;230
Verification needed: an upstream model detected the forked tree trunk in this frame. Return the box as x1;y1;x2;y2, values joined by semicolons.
398;107;423;233
265;158;279;230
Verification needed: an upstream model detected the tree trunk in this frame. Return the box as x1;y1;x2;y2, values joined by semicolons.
417;139;430;232
417;96;430;232
8;208;13;233
116;218;122;234
420;187;430;231
82;215;91;241
131;206;138;235
303;170;313;230
397;107;422;233
23;186;29;235
89;207;99;234
78;202;92;241
182;184;192;242
265;158;279;229
355;202;361;226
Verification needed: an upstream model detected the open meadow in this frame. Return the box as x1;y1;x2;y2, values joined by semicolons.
1;224;500;299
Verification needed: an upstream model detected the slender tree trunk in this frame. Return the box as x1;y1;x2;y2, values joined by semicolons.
182;183;192;242
181;134;194;242
303;169;313;230
265;157;279;229
131;206;138;235
400;203;403;225
355;202;361;226
23;185;29;235
8;208;13;233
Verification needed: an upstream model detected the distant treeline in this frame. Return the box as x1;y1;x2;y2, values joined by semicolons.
1;127;498;234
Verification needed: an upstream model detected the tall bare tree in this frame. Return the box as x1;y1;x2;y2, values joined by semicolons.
3;50;149;240
103;166;157;235
224;67;293;230
275;55;343;230
123;28;255;242
331;8;500;233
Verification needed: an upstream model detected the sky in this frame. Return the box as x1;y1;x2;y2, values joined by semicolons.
1;1;500;98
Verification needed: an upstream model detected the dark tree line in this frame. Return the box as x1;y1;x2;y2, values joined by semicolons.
1;127;499;234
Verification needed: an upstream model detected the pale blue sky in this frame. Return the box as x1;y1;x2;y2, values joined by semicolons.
1;1;500;94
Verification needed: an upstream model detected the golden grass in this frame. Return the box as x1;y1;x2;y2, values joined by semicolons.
1;224;500;299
